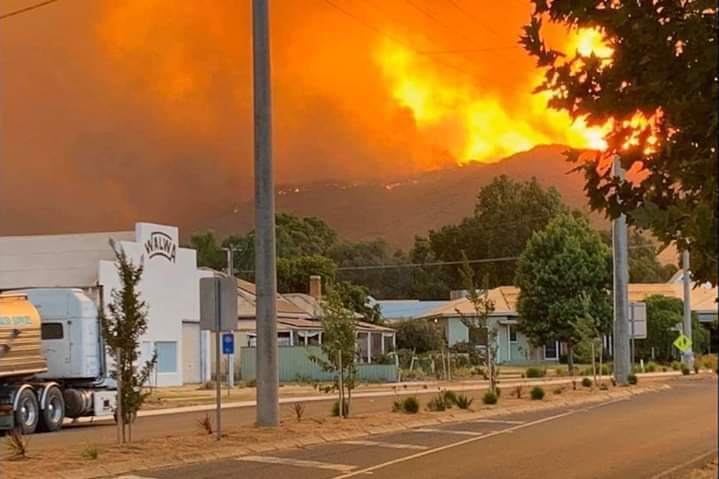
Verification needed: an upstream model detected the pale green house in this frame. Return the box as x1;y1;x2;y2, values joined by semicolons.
416;286;561;364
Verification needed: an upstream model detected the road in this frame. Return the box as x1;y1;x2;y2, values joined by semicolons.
118;376;717;479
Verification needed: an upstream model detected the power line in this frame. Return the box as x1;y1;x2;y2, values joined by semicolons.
445;0;502;39
0;0;59;20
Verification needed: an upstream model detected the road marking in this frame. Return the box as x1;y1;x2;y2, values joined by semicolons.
330;409;577;479
237;455;357;472
472;419;525;425
341;440;428;450
414;428;485;436
646;449;718;479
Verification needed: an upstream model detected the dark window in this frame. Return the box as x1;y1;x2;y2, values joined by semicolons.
41;323;63;340
509;326;518;342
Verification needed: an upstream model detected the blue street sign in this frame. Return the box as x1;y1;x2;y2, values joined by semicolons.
222;333;234;355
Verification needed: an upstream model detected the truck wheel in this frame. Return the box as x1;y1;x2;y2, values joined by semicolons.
39;386;65;432
14;389;40;435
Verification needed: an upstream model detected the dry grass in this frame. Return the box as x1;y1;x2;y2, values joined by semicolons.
5;429;29;460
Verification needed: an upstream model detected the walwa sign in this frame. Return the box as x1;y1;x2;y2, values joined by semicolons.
144;231;177;262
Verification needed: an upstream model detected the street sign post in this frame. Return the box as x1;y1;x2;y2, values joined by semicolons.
200;277;237;440
222;332;235;397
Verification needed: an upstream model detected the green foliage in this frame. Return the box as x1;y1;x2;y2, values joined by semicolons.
681;365;691;376
481;391;498;405
427;394;449;411
392;396;420;414
454;394;473;410
80;445;99;461
636;295;709;360
552;386;564;395
521;1;717;285
101;241;157;443
332;280;382;324
394;319;444;354
310;288;358;417
417;176;566;292
189;231;226;271
276;255;337;294
645;362;657;373
627;374;638;385
671;361;682;371
530;386;545;400
525;367;545;378
581;377;592;388
515;214;611;365
331;399;349;417
442;390;458;406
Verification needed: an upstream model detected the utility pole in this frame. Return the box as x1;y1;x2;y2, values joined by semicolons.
681;250;694;367
223;247;237;389
252;0;279;427
612;159;631;385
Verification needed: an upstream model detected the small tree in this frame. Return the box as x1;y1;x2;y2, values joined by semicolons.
574;294;603;387
101;240;156;443
457;254;498;394
310;287;357;417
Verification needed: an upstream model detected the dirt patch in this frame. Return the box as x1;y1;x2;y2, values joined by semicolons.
685;458;718;479
0;381;667;479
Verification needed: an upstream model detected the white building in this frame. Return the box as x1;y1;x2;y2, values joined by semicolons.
0;222;211;386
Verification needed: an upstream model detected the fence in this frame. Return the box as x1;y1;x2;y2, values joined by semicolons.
239;346;398;383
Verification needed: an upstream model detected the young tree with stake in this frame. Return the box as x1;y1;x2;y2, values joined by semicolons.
101;239;157;443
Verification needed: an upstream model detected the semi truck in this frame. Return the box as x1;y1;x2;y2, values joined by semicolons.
0;289;116;434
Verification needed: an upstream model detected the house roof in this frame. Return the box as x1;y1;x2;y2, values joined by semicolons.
416;283;717;319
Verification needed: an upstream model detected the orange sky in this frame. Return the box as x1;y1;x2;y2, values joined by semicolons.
0;0;603;234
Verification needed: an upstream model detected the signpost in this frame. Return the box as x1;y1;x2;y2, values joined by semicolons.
200;277;237;440
222;333;234;397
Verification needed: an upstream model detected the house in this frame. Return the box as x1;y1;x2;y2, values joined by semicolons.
416;283;718;364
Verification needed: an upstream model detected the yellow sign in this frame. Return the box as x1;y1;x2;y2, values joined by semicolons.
673;334;692;353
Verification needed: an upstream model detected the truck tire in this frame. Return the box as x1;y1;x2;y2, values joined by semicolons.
14;388;40;435
38;386;65;432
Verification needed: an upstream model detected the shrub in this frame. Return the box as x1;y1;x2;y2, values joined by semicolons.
198;414;213;435
81;445;99;460
681;365;691;376
599;383;609;390
671;361;682;371
600;364;612;375
530;386;545;400
5;429;29;460
572;380;577;390
701;354;717;371
331;399;350;417
645;362;657;373
525;367;545;378
552;386;563;395
427;394;448;412
662;367;667;372
442;390;458;406
454;394;473;410
293;402;306;422
393;396;420;414
496;387;502;398
554;368;565;377
627;373;638;385
482;391;498;405
581;377;592;388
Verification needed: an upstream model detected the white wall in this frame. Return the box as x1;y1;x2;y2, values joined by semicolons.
99;223;211;387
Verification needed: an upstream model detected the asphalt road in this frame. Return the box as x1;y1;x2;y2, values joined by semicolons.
117;375;717;479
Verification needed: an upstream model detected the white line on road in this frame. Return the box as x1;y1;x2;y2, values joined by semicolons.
646;449;718;479
330;409;577;479
237;455;357;472
413;428;485;436
342;440;428;450
472;419;525;425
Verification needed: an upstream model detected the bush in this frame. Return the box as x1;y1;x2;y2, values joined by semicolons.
701;354;718;371
600;364;612;375
293;402;306;422
454;394;474;410
554;368;565;377
198;414;213;434
482;391;498;405
427;395;448;412
645;361;657;373
81;445;99;460
331;399;350;417
442;390;458;406
393;396;420;414
681;365;691;376
671;361;682;371
5;429;29;459
552;386;563;395
512;386;523;399
530;386;545;400
525;367;545;378
627;373;638;385
599;383;609;390
581;377;592;388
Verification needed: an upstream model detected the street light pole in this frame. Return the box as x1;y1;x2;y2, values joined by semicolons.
612;159;631;385
681;250;694;368
252;0;279;427
223;247;237;389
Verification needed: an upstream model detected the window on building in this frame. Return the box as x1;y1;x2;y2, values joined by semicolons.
544;341;559;360
383;334;394;353
469;326;488;345
41;323;63;340
509;325;517;342
155;341;178;373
